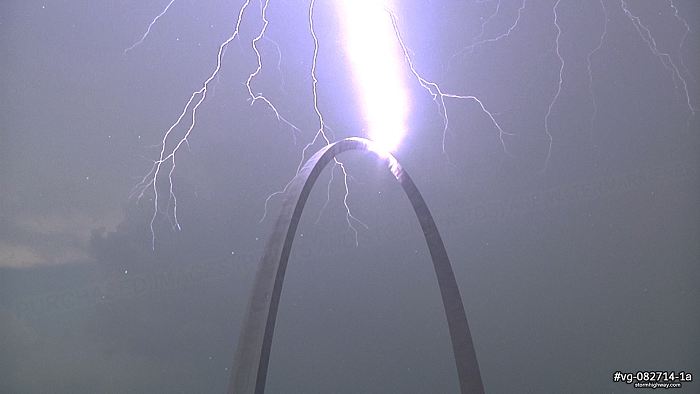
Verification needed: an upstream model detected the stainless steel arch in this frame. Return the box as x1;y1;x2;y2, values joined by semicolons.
228;137;484;393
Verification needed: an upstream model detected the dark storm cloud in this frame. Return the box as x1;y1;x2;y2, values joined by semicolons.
0;197;116;268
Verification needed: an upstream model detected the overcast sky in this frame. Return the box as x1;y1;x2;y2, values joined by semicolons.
1;0;699;392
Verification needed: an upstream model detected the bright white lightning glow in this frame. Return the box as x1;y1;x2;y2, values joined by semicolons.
336;0;409;152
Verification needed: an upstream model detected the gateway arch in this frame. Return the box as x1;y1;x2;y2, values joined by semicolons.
228;137;484;393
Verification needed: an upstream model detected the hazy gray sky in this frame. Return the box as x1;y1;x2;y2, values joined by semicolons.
2;0;698;392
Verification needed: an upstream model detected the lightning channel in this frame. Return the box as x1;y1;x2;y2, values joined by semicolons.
245;0;302;139
124;0;176;54
620;0;695;121
129;0;698;250
586;0;608;141
388;10;513;157
259;0;366;245
542;0;563;171
133;0;256;249
305;0;366;245
668;0;693;82
449;0;528;68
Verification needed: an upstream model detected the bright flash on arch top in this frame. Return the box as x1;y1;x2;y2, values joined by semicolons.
336;0;409;153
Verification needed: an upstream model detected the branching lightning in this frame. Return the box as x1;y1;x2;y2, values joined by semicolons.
620;0;695;121
132;0;256;249
245;0;302;137
388;10;513;157
304;0;366;245
449;0;528;66
129;0;697;249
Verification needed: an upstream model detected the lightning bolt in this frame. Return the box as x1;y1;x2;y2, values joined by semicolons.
245;0;302;138
129;0;697;249
259;0;366;246
474;0;504;43
132;0;257;249
303;0;366;245
448;0;528;69
668;0;693;82
620;0;696;122
543;0;562;171
388;9;513;157
586;0;609;141
124;0;176;54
